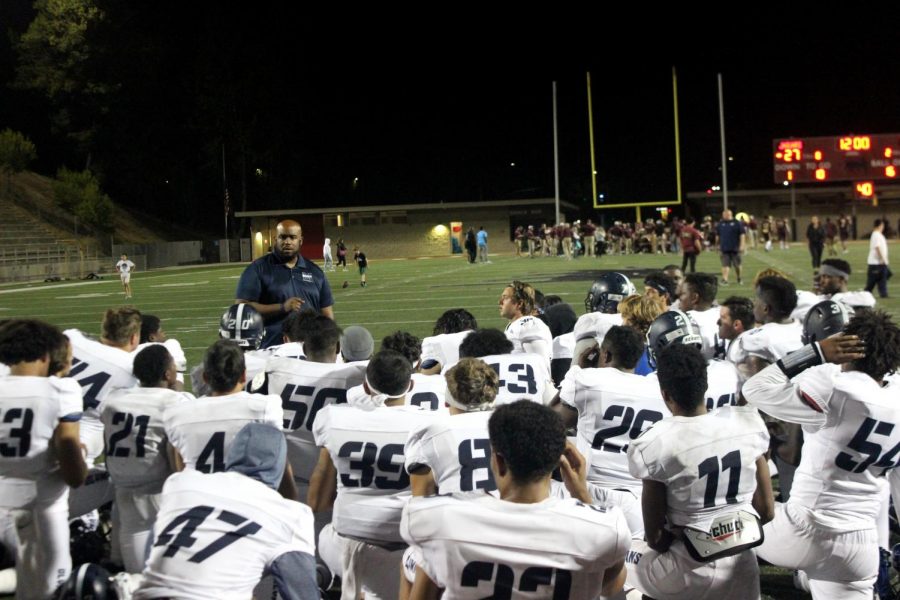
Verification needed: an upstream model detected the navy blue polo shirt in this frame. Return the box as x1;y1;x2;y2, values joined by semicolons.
235;253;334;348
716;219;746;252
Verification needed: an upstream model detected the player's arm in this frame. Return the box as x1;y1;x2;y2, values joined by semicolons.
235;298;303;317
279;461;299;501
558;440;591;503
743;334;864;425
307;447;337;512
409;566;442;600
551;399;578;430
269;550;319;600
53;421;88;488
171;447;186;472
410;470;437;497
320;305;334;320
751;455;775;524
641;479;673;553
600;560;627;598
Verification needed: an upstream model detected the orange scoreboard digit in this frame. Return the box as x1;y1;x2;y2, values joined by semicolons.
773;134;900;184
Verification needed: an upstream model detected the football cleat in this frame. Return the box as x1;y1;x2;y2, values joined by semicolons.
802;300;852;344
219;304;266;350
584;272;635;314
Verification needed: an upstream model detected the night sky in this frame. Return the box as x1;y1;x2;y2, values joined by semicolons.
1;4;899;230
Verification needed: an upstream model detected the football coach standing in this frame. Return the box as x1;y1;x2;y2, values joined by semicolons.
235;219;334;348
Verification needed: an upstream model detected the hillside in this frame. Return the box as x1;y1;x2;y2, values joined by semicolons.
7;171;199;249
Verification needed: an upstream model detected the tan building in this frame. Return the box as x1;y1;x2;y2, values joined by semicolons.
237;198;577;260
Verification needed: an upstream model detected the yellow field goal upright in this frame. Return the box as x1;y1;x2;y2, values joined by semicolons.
588;68;683;222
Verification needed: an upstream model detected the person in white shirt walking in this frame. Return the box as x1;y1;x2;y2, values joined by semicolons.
865;218;890;298
116;254;136;299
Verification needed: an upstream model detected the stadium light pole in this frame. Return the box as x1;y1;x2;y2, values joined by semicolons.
553;81;560;224
718;73;729;212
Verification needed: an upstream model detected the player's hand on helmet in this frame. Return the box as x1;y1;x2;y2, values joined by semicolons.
819;333;865;364
282;297;305;312
559;440;591;503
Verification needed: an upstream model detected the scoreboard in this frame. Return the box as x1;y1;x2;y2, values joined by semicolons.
773;134;900;184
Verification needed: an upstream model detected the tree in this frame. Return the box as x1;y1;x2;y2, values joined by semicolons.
13;0;112;167
0;129;37;193
52;167;113;232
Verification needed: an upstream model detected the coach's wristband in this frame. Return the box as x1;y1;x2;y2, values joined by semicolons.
776;342;824;379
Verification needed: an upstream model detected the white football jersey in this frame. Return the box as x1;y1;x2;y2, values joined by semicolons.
243;349;271;383
505;316;552;370
101;387;192;493
163;392;282;473
407;373;449;413
313;404;437;543
136;470;315;600
405;411;495;493
134;338;187;383
745;363;900;530
646;360;740;414
829;290;877;310
269;341;305;359
560;366;668;490
65;329;138;417
688;306;720;360
790;290;820;322
421;331;472;369
627;406;769;531
728;321;803;366
0;363;9;378
478;353;555;406
572;312;623;345
264;357;366;482
116;259;135;273
0;376;82;488
553;332;575;360
401;493;631;600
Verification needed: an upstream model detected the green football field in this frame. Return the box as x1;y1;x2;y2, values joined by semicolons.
0;241;895;599
1;240;893;379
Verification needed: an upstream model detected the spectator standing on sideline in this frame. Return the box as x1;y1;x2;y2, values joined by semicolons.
679;216;703;273
715;209;746;286
234;219;334;348
464;228;476;264
839;214;851;253
476;226;489;263
583;218;597;257
336;238;348;271
824;217;838;256
322;237;334;272
513;226;524;257
865;218;890;298
807;215;826;270
354;246;368;287
116;253;136;299
526;225;537;257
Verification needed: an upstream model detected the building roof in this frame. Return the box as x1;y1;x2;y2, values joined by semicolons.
236;197;578;218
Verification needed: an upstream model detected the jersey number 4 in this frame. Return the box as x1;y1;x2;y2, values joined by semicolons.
154;505;261;562
461;561;571;600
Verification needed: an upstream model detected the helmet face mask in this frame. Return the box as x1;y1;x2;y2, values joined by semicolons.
219;304;266;350
585;273;635;314
646;310;703;366
802;300;852;344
